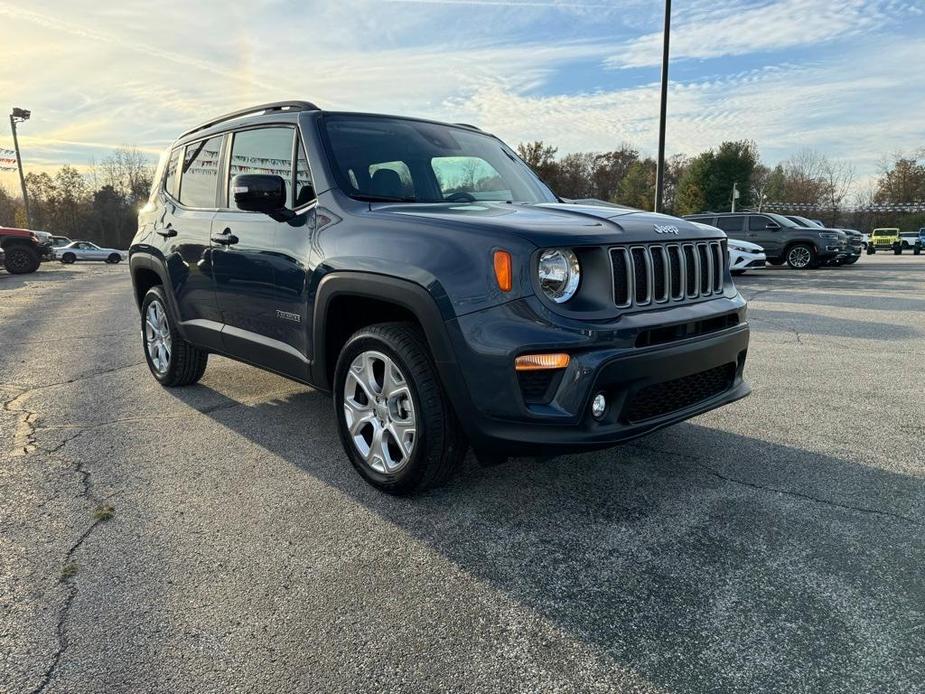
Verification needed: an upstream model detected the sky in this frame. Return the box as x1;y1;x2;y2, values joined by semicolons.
2;0;924;193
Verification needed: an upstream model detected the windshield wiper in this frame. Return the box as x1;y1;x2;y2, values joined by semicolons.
352;193;417;203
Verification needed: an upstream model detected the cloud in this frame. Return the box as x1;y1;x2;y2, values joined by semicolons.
607;0;912;68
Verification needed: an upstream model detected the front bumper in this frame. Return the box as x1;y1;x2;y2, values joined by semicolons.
443;295;750;453
730;250;766;271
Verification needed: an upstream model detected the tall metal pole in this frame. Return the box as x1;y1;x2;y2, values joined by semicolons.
9;114;31;228
653;0;671;213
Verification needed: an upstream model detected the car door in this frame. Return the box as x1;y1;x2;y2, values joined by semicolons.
715;215;745;240
160;136;224;351
210;125;311;377
746;214;782;256
86;243;106;260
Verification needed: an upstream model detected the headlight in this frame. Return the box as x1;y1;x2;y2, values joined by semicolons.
728;244;749;253
538;248;580;303
819;232;840;240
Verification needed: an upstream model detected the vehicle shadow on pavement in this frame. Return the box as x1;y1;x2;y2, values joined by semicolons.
167;384;923;692
0;266;81;291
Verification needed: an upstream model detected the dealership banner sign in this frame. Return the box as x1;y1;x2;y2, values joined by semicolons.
0;147;17;172
766;200;925;214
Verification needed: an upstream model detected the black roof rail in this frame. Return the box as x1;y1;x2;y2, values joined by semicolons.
454;122;482;131
178;100;320;140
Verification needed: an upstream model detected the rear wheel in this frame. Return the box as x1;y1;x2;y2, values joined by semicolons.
141;286;208;386
894;244;902;255
767;257;785;266
61;253;76;264
334;322;466;494
915;245;921;256
107;253;121;264
786;244;816;269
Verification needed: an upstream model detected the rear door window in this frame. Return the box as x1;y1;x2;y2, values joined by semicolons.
179;136;223;208
716;216;745;233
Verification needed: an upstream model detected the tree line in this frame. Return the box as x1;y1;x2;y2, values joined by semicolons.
518;141;925;231
0;148;152;248
1;143;924;248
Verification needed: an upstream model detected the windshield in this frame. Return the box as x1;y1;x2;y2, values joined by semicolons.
873;229;896;236
321;114;557;204
788;216;822;228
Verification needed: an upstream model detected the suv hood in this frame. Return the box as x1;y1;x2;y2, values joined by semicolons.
371;201;720;246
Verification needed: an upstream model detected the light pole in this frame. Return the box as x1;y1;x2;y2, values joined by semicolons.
9;107;32;228
731;181;740;212
653;0;671;213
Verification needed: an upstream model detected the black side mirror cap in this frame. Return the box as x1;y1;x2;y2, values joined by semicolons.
232;174;292;219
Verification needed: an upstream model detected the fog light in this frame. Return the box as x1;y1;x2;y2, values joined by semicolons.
591;392;607;419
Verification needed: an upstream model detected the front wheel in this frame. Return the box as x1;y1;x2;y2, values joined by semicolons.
786;244;816;269
334;322;466;494
61;253;76;264
915;245;922;256
141;286;208;386
3;245;40;274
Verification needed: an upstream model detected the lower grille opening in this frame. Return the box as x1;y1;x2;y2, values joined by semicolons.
635;312;740;348
518;370;562;404
621;363;736;423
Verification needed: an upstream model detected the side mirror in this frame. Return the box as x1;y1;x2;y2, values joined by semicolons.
231;174;291;218
765;222;780;231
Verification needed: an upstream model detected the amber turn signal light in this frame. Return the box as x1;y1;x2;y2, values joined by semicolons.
493;250;512;292
514;353;571;371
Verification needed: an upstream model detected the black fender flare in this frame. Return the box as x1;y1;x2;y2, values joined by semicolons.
311;272;457;389
310;272;480;438
129;251;189;339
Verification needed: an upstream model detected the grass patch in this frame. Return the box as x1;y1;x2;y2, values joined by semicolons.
60;562;78;581
92;504;115;521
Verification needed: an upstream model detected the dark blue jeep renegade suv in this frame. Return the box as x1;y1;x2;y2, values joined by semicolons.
130;101;750;493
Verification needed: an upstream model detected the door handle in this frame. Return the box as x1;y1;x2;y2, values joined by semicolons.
155;223;177;238
211;228;239;245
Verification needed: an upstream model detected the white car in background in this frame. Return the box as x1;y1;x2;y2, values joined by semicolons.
54;241;127;264
691;221;766;276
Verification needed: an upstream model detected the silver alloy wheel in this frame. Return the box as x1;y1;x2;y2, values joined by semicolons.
145;299;172;374
342;350;416;474
788;246;811;268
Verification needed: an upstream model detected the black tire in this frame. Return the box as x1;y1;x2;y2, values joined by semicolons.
870;246;877;254
3;245;41;274
894;245;902;255
333;322;466;494
915;246;922;256
786;244;816;269
731;269;745;276
140;286;208;387
767;257;785;266
107;253;121;264
61;253;76;264
842;255;860;265
866;246;875;255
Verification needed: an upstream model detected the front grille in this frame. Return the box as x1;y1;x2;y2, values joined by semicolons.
610;241;726;310
622;363;736;423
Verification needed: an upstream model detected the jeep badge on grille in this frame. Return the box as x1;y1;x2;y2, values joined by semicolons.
654;224;680;235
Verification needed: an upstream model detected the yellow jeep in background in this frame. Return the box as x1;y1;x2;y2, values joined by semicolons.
867;228;902;255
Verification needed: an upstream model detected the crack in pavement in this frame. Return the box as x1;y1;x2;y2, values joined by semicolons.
1;365;143;693
629;442;923;527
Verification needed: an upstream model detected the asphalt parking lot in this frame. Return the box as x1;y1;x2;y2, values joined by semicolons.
1;259;923;693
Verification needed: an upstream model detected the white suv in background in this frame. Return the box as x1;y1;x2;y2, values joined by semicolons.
691;222;766;275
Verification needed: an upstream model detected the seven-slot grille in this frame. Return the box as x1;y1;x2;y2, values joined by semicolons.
610;240;726;308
